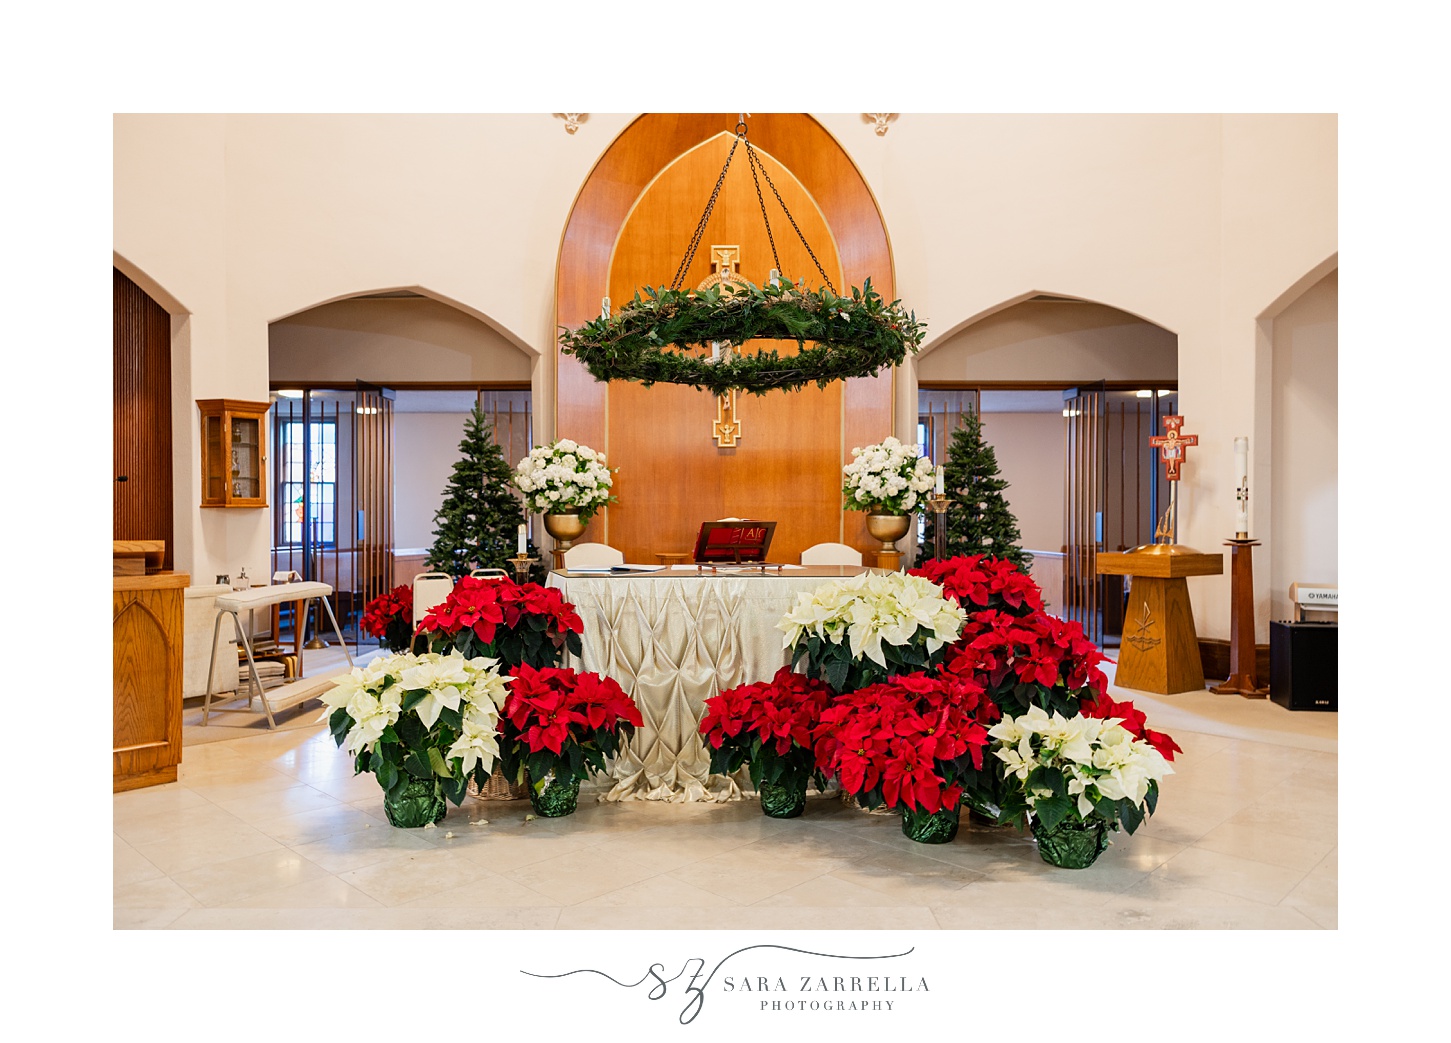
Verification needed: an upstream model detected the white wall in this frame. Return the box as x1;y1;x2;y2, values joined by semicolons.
919;301;1177;382
114;113;1336;639
393;413;471;551
270;296;531;383
1270;270;1338;625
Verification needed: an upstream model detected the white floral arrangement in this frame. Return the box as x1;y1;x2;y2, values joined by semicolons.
778;570;966;672
319;650;512;778
842;436;936;514
512;439;615;521
988;705;1174;831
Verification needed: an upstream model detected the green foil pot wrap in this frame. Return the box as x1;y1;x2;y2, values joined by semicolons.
1032;816;1111;868
383;776;447;828
900;804;960;844
758;778;807;819
528;772;581;817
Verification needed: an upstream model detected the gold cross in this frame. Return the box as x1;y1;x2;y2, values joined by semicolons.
698;246;752;447
713;390;742;447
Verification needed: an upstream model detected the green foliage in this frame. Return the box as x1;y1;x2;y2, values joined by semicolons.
429;621;582;673
328;670;495;808
790;626;950;693
704;735;825;795
919;410;1031;569
559;279;926;397
426;406;546;581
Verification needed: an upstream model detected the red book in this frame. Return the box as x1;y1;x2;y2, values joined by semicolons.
691;520;777;564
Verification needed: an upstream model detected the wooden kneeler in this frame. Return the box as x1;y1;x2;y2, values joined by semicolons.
204;581;352;728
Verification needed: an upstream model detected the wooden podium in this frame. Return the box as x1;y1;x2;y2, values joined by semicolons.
1097;547;1223;695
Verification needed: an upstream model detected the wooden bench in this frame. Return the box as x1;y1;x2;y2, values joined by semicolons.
204;581;352;728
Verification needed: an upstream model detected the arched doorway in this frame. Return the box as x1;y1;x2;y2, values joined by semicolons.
267;291;536;646
114;266;176;571
914;293;1179;641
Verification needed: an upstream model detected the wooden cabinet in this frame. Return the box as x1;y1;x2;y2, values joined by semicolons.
114;569;189;791
198;398;270;508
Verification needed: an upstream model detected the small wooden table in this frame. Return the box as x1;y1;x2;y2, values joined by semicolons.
1097;548;1223;695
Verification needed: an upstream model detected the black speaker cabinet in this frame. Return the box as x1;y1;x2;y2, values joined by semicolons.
1269;621;1337;711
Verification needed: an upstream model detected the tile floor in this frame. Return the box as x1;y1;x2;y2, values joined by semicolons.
115;653;1336;930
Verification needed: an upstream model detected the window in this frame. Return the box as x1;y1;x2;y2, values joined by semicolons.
278;419;337;546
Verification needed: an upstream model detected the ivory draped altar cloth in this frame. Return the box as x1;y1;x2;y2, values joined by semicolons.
546;566;875;802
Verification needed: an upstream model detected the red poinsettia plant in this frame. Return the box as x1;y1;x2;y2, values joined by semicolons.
700;667;836;796
813;670;996;832
909;553;1045;618
497;663;643;788
417;576;584;671
944;608;1111;721
935;609;1114;823
359;584;415;653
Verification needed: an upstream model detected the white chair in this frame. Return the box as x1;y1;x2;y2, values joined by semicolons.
411;571;456;651
800;542;864;566
470;568;509;581
563;542;625;568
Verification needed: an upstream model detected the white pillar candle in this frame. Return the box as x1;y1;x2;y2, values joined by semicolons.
1233;436;1249;533
769;268;780;287
935;465;945;494
517;523;527;556
711;340;721;360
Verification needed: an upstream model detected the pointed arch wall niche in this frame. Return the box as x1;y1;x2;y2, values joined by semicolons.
556;114;894;563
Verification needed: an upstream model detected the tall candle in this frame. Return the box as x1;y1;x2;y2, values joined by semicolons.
1233;437;1249;534
517;523;527;556
935;465;945;494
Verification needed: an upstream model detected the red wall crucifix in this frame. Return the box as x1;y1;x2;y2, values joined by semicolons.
1149;415;1198;481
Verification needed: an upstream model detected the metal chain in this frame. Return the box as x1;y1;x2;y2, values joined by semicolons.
742;138;835;293
744;143;783;278
669;119;834;295
669;126;744;291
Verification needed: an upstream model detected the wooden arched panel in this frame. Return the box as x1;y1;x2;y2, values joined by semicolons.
557;114;894;560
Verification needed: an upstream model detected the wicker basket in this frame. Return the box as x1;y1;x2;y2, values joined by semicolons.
474;772;528;802
839;791;895;815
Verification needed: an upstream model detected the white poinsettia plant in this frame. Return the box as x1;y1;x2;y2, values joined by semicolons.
988;705;1174;836
779;570;966;692
319;650;512;807
512;439;616;521
842;436;937;514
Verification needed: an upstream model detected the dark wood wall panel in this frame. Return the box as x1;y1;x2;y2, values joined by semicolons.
114;269;175;570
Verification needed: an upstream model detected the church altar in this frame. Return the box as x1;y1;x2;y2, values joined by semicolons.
546;565;877;802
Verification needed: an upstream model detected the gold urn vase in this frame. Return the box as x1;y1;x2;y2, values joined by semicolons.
864;512;912;553
543;513;588;555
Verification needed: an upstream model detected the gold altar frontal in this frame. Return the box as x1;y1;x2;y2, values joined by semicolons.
1097;547;1223;695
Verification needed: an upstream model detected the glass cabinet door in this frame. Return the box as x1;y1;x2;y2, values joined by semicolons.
198;399;270;508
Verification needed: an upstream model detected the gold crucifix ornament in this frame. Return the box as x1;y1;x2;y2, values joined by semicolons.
700;246;753;447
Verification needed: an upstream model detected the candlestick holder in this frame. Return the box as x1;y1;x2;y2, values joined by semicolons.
508;554;536;584
926;493;950;561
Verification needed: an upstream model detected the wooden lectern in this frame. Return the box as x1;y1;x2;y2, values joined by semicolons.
113;541;189;791
1097;547;1223;694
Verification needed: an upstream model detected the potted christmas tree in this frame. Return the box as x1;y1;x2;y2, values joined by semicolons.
919;410;1031;570
426;406;544;581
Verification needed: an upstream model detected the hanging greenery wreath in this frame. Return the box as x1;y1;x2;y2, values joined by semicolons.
559;278;926;397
